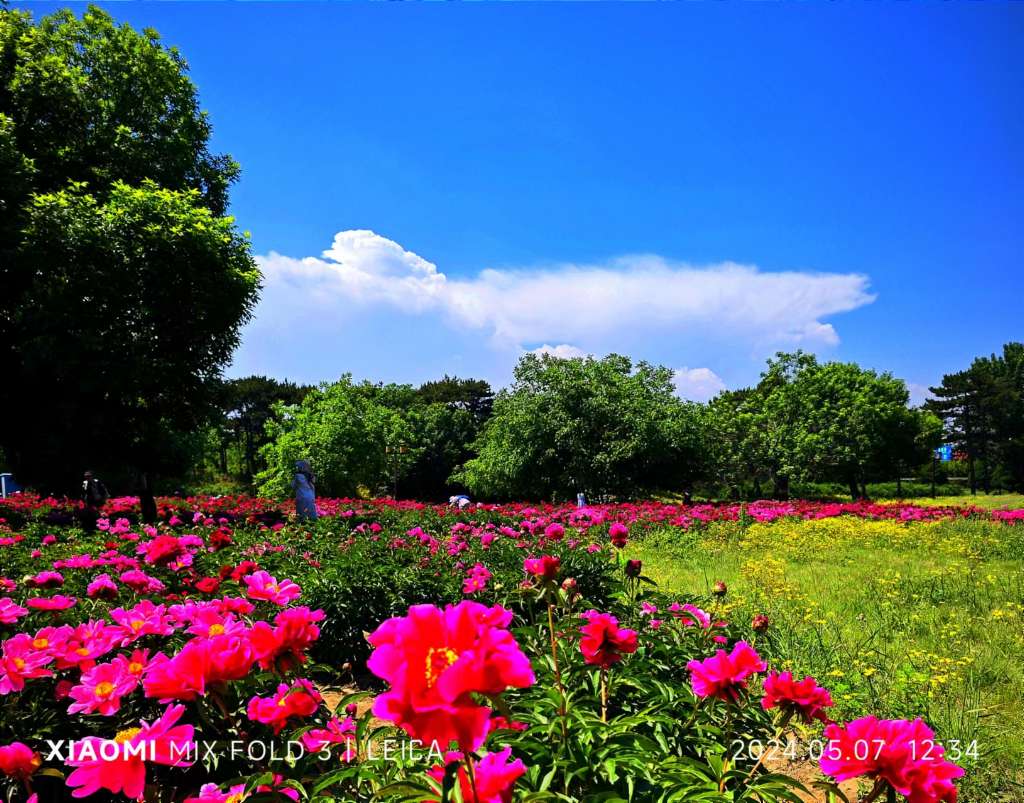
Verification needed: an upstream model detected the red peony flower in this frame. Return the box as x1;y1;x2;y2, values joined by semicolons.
523;556;561;582
579;610;638;669
142;535;187;566
194;577;221;594
0;742;40;780
687;641;765;702
247;679;321;734
761;671;833;723
367;601;535;752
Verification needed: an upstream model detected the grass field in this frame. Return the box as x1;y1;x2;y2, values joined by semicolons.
629;513;1024;802
913;493;1024;510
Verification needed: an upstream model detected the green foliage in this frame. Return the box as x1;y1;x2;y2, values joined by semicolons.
457;354;705;500
927;342;1024;492
209;375;313;480
0;6;257;491
256;376;419;498
705;352;941;499
254;376;494;501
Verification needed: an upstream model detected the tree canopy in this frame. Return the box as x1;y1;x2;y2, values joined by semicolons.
927;343;1024;492
0;7;259;490
455;354;705;500
705;352;941;498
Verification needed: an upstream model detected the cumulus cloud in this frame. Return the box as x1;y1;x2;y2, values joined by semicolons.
673;367;727;402
529;343;588;359
244;229;876;382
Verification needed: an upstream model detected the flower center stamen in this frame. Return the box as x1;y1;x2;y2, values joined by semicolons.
424;646;460;688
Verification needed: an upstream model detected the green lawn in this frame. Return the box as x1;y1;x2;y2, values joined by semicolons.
630;516;1024;802
910;493;1024;510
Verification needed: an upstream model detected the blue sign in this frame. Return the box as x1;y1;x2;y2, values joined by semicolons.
935;444;953;462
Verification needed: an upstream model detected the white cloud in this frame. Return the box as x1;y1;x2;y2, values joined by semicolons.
529;343;588;359
243;230;876;383
673;367;727;402
256;229;445;314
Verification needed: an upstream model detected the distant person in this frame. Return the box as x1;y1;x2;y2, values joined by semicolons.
449;494;471;510
292;460;318;522
80;470;109;532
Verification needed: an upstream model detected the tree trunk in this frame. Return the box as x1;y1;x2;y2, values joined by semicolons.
139;472;157;525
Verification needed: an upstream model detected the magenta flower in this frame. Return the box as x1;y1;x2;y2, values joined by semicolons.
0;598;28;625
65;704;195;798
687;641;766;702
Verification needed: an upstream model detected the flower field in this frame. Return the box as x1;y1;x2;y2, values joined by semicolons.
0;494;1021;802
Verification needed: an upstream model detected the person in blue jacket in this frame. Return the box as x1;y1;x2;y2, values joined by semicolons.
292;460;318;521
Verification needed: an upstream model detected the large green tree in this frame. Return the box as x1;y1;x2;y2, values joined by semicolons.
927;343;1024;492
0;7;259;490
256;377;419;499
706;352;939;498
456;353;705;500
209;376;313;480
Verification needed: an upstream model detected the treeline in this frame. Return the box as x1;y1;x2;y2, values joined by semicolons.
187;343;1023;502
210;375;493;501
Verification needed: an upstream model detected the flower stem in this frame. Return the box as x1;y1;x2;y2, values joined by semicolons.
465;755;480;803
862;779;889;803
600;667;608;723
547;603;568;742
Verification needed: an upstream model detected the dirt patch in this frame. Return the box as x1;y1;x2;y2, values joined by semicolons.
764;752;863;802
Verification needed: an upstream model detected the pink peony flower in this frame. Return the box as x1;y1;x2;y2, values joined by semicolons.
118;570;166;594
427;746;526;803
819;717;963;803
0;598;28;625
687;641;766;702
300;715;356;761
0;742;40;780
523;555;561;582
65;704;195;799
0;635;53;693
463;563;492;594
25;595;77;611
68;660;138;716
243;571;302;605
27;571;64;589
53;621;120;670
670;602;711;629
86;574;119;600
109;601;175;644
184;783;248;803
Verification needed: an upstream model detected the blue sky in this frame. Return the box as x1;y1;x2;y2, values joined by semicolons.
21;1;1024;400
